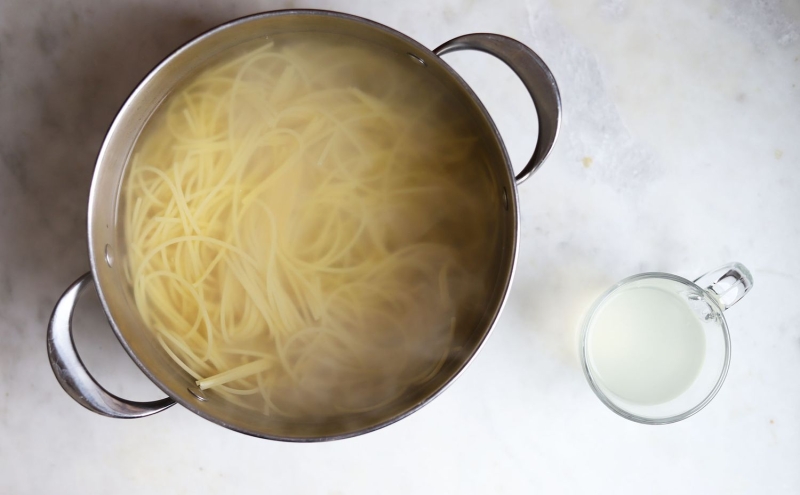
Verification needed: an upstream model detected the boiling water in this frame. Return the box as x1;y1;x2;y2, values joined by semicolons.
122;32;503;418
587;279;706;405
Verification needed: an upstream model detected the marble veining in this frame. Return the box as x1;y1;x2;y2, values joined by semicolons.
1;0;798;493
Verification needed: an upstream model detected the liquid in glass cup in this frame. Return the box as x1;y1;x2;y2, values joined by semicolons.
580;263;753;424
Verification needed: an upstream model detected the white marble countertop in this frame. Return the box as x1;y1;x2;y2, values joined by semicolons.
1;0;799;493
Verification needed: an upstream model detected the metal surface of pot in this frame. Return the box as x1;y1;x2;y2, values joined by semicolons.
47;9;561;441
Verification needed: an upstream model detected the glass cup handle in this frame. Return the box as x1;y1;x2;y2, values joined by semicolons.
693;262;754;311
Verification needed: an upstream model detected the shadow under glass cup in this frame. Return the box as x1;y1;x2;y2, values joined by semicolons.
580;262;753;424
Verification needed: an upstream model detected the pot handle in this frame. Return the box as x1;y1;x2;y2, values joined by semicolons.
435;34;562;185
47;272;175;418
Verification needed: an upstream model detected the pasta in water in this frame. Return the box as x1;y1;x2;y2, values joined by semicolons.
123;33;500;418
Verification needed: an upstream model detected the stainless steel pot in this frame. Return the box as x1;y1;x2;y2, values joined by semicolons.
47;9;561;441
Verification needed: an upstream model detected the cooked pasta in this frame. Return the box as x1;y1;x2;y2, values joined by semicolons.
123;33;499;418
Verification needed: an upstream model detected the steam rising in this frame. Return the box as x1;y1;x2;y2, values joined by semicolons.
123;33;500;419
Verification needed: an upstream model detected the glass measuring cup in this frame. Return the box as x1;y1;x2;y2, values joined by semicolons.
580;262;753;424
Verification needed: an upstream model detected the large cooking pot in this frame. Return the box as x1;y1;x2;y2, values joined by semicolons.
47;10;561;441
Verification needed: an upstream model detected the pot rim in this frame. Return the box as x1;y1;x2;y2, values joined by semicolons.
87;8;520;441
